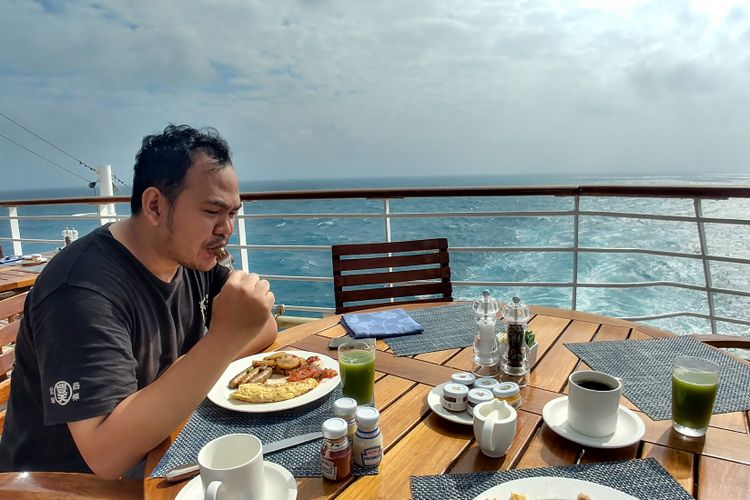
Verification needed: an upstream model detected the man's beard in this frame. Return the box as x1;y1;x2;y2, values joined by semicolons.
165;209;222;271
164;208;195;270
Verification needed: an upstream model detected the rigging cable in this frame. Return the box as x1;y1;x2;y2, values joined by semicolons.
0;110;130;189
0;132;93;184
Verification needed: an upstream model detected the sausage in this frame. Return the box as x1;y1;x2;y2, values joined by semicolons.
228;366;261;389
248;367;273;383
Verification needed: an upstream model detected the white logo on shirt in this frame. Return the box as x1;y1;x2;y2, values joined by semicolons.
199;294;209;325
49;381;80;406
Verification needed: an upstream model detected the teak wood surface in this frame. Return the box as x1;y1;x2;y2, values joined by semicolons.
0;264;40;294
144;304;750;500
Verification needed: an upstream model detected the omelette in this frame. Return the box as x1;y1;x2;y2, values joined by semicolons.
229;378;319;404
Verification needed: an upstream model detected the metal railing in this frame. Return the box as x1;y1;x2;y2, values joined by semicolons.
2;185;749;334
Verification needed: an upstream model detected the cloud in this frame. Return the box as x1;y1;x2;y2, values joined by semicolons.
1;0;749;191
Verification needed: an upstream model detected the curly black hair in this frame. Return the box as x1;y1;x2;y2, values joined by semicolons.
130;124;232;214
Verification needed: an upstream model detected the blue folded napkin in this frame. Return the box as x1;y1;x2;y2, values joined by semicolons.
341;308;424;339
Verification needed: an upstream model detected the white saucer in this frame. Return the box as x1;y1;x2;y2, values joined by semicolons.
175;461;297;500
542;396;645;449
427;383;473;426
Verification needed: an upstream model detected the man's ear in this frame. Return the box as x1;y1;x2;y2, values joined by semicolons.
141;187;165;226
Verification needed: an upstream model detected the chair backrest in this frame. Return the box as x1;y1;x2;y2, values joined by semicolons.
0;292;27;432
332;238;453;314
690;334;750;350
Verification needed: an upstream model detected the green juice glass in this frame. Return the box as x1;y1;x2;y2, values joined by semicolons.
338;339;376;406
672;356;720;437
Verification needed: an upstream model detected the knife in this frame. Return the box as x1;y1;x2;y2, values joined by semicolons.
165;431;323;483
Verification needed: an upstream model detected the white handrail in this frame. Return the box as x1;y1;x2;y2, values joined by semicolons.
3;187;750;335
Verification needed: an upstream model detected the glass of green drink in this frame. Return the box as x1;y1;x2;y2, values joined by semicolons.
672;356;720;437
338;339;376;406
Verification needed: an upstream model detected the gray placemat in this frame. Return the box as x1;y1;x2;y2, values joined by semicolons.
565;336;750;420
411;458;692;500
149;386;377;478
384;303;503;356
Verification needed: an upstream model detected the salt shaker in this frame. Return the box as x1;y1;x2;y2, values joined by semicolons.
471;290;501;378
502;296;531;384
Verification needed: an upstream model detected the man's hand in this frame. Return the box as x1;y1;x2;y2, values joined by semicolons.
210;271;275;350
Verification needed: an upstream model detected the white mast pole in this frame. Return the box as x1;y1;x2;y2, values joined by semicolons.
96;164;117;225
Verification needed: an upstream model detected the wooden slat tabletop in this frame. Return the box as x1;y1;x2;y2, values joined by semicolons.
0;264;42;293
144;303;750;500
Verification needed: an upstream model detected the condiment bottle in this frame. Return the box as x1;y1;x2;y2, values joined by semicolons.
353;406;382;467
441;383;469;412
472;290;501;377
466;388;494;416
333;397;358;442
321;418;352;481
492;381;522;409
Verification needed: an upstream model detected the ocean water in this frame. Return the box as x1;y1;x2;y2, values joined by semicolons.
2;174;749;337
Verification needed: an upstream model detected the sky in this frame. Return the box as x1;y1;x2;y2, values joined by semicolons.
1;0;749;191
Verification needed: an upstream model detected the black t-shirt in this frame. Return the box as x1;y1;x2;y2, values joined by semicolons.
0;225;229;473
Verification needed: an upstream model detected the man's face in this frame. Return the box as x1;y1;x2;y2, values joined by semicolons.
163;152;241;271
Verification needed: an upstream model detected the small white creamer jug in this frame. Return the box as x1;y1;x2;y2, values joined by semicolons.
472;399;517;457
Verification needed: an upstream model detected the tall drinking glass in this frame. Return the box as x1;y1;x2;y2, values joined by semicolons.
672;356;720;437
338;339;375;406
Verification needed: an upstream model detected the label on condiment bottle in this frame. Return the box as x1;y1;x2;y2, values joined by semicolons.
321;439;352;480
358;444;382;466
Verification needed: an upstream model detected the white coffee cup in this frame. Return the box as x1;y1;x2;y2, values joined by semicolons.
472;399;517;457
198;433;265;500
567;371;623;437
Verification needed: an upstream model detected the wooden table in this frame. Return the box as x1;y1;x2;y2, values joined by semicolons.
0;263;45;294
144;304;750;499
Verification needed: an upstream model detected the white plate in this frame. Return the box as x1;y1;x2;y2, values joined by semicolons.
175;461;297;500
427;383;473;426
542;396;645;449
207;350;340;413
473;476;637;500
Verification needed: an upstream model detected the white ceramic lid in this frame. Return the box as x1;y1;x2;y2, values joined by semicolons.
333;397;358;417
322;417;348;439
355;406;380;427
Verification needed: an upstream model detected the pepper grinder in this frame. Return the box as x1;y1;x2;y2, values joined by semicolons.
471;290;501;378
502;296;531;385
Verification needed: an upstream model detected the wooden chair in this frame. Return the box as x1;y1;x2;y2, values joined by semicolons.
690;334;750;350
332;238;453;314
1;291;27;432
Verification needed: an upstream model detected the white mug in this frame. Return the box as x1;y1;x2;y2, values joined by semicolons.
472;399;517;457
198;433;265;500
567;371;623;437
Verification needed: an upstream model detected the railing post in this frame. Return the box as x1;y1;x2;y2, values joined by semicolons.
237;203;249;272
694;198;717;334
383;199;392;243
96;164;117;225
9;206;22;256
384;198;394;300
571;195;580;311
